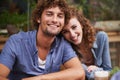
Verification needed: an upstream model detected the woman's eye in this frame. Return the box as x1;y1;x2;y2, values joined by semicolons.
62;30;68;34
72;25;77;29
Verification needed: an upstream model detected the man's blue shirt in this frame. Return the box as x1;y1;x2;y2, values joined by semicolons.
0;30;76;80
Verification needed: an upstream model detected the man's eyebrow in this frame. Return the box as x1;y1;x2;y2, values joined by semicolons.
45;10;52;13
59;12;64;14
57;12;64;16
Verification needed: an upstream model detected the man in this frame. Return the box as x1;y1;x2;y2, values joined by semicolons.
0;0;85;80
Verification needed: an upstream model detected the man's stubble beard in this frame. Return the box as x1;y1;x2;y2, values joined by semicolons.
43;28;61;37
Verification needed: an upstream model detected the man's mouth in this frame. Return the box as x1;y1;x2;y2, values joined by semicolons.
48;23;59;28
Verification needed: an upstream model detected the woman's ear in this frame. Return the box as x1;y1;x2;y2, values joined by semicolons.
37;19;40;23
81;25;83;29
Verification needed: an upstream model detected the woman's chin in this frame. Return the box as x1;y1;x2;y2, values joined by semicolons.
73;40;82;45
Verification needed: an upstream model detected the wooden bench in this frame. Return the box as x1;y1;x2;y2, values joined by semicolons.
0;36;8;52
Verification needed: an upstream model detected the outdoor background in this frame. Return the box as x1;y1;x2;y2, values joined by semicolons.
0;0;120;74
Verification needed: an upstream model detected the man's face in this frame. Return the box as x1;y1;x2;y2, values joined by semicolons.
38;7;65;37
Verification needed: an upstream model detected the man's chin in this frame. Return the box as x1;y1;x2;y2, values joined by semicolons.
45;32;60;37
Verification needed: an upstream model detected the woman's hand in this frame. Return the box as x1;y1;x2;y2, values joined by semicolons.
87;65;98;72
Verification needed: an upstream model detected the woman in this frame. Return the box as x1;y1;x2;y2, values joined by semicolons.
61;7;112;80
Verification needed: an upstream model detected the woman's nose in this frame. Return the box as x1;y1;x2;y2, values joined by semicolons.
70;30;76;38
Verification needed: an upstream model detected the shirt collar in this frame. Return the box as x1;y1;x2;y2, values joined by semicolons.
33;32;59;55
93;40;98;48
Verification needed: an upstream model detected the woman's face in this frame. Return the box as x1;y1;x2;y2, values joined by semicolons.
62;17;83;45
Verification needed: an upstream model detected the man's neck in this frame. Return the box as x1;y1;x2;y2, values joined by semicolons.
36;29;55;49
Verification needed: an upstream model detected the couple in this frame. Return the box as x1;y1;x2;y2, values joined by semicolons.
0;0;112;80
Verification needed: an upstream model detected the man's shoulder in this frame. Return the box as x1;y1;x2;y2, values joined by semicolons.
9;30;36;40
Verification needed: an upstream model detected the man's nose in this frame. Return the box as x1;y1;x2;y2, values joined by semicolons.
52;15;57;23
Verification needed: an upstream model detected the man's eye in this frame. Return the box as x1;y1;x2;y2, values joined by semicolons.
58;14;64;18
46;13;52;16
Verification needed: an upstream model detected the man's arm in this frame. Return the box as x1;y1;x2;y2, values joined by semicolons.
0;64;10;80
22;57;85;80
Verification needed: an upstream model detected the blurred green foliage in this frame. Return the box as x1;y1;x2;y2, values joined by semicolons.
0;0;36;31
68;0;120;21
110;67;120;77
0;10;27;30
0;0;119;30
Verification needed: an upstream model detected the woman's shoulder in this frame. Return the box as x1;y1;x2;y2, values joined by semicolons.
96;31;108;38
96;31;107;36
95;31;109;43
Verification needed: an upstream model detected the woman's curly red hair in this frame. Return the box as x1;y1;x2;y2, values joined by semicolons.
65;6;96;48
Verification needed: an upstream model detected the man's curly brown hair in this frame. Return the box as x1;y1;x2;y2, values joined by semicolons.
32;0;69;30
